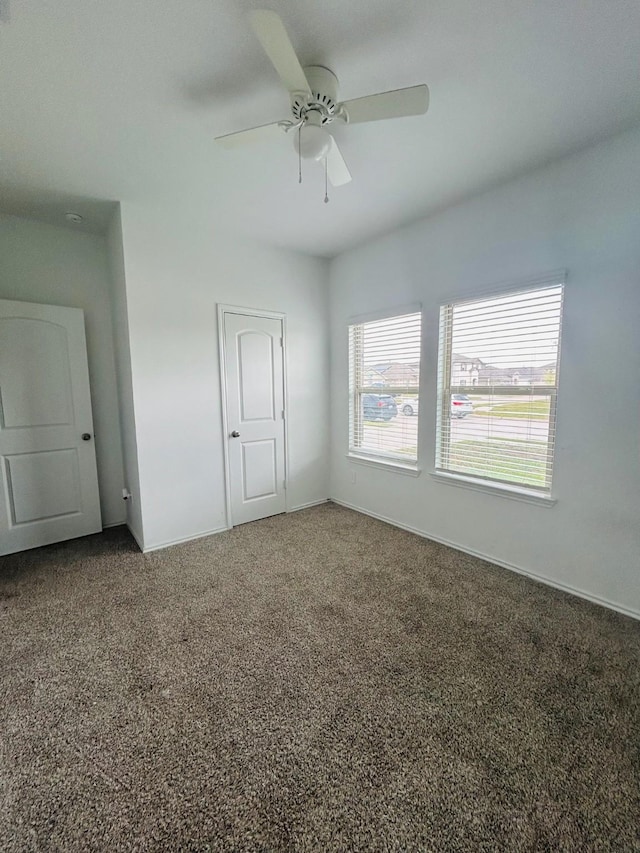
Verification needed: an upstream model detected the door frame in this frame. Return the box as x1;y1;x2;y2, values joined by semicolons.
217;304;290;529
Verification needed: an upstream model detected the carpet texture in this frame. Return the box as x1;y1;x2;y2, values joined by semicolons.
0;503;638;852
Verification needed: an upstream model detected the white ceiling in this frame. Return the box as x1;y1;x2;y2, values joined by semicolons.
1;0;639;256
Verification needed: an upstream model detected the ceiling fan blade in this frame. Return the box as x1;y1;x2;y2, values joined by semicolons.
215;121;285;149
341;84;429;124
326;137;352;187
249;10;311;95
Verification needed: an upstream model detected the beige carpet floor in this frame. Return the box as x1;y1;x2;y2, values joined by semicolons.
1;503;639;852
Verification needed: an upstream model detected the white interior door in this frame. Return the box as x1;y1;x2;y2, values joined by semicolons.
223;311;286;526
0;299;102;555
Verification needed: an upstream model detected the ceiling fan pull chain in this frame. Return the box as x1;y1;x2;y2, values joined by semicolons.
324;157;329;204
298;125;302;184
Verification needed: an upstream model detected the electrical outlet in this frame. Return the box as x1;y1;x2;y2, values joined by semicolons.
350;471;357;484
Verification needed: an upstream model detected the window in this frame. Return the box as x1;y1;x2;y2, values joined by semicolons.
436;282;564;493
349;311;421;465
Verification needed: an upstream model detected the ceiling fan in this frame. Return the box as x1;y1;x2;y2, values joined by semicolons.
215;10;429;194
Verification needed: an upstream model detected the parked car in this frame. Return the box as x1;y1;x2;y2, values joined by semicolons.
401;398;419;416
363;394;398;421
399;395;473;417
451;393;473;418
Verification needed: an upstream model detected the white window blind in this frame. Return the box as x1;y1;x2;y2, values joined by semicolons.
349;311;421;463
436;283;564;492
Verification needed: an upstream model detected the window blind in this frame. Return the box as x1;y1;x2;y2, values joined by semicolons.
349;312;421;463
436;283;564;491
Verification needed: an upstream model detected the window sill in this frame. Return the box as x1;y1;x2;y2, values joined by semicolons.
429;471;556;506
347;453;421;477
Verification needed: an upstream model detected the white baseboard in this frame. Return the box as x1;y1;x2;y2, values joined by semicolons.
132;501;330;554
142;525;230;554
102;520;127;529
330;499;640;622
126;523;145;553
287;498;330;512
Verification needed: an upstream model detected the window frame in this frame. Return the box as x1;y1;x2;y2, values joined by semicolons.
348;305;422;471
434;277;565;497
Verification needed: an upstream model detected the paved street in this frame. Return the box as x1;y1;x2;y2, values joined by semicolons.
450;413;550;442
362;411;550;454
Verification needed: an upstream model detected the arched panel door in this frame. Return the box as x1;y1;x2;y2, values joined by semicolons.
223;311;286;526
0;299;101;554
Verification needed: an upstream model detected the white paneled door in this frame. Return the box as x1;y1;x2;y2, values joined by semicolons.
223;311;286;526
0;299;102;555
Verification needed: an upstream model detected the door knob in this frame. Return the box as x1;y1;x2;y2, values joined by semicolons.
82;433;92;441
231;430;240;438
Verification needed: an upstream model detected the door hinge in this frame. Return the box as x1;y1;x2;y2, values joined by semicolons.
283;480;287;490
279;337;283;347
281;409;285;420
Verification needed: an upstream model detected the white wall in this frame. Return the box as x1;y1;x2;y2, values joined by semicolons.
118;202;330;550
0;214;126;527
106;207;144;543
330;125;640;618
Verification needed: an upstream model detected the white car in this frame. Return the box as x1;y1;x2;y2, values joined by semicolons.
451;394;473;418
401;395;473;418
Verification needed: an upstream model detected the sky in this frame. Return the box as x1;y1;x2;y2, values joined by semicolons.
450;285;563;368
357;285;563;369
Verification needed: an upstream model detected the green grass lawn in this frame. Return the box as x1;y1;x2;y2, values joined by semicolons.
473;400;550;420
448;439;548;487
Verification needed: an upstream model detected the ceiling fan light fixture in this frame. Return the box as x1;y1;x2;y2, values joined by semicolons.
293;124;332;161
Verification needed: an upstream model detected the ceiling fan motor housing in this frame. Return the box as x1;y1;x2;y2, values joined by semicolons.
291;65;339;124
